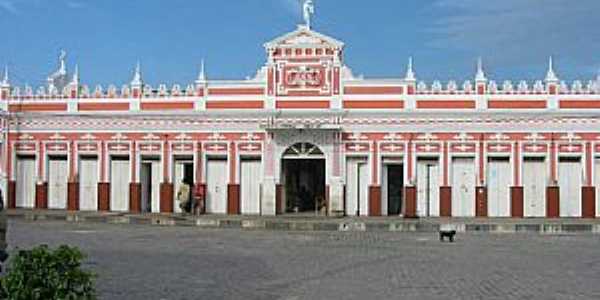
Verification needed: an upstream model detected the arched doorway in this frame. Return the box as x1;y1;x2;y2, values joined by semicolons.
281;143;326;214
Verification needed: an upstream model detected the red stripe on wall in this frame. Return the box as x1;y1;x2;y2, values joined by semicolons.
141;102;194;110
488;100;547;109
206;101;264;109
559;100;600;109
9;103;67;112
78;103;130;111
417;101;476;109
276;101;330;109
343;100;404;109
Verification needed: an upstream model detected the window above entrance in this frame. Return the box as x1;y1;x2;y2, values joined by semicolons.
283;143;324;159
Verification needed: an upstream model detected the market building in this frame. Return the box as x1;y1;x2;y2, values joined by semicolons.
1;10;600;218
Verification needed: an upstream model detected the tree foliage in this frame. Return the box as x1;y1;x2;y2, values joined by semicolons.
0;245;96;300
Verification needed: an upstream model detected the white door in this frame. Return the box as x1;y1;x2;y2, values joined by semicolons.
595;159;600;217
241;160;261;215
417;159;439;217
79;158;98;211
140;164;150;213
487;158;511;217
48;157;68;209
110;158;130;212
345;158;369;216
141;161;161;213
206;159;227;214
452;158;476;217
559;158;582;217
151;161;161;213
16;157;36;208
346;159;359;216
523;158;546;217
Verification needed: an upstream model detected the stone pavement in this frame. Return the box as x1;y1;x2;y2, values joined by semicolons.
7;209;600;234
7;219;600;300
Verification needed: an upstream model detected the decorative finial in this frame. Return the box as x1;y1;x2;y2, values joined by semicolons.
1;65;8;86
545;56;558;82
59;50;67;75
131;61;143;86
197;59;206;82
71;64;80;85
303;0;315;30
475;57;487;82
405;56;416;81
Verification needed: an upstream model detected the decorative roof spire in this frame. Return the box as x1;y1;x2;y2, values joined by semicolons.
70;64;80;85
475;57;487;82
197;59;206;82
58;50;67;75
405;57;416;81
545;56;558;82
131;61;143;86
1;65;9;87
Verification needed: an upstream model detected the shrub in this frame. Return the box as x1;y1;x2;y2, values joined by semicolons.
0;245;96;300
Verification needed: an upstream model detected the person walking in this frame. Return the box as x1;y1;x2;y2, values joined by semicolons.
177;180;191;213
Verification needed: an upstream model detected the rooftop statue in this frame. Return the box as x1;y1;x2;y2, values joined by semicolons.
303;0;315;30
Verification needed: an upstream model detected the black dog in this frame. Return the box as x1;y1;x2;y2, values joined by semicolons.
439;230;457;242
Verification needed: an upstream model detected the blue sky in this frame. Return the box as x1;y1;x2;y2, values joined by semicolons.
1;0;599;86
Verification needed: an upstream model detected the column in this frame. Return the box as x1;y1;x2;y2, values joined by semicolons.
511;141;524;217
129;141;141;213
329;132;344;216
582;142;595;218
404;136;417;218
368;141;381;216
547;136;559;218
262;133;277;216
476;135;487;217
227;141;240;215
439;142;452;217
160;137;173;213
98;140;110;211
35;140;48;209
67;140;79;211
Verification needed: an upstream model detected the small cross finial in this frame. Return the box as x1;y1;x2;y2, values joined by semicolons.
546;56;558;82
475;57;487;82
405;56;416;81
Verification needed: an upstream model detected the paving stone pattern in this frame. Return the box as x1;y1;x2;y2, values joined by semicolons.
7;219;600;300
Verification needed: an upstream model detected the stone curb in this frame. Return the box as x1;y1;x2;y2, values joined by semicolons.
7;211;600;234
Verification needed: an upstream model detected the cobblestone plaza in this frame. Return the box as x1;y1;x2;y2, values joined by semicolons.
8;219;600;299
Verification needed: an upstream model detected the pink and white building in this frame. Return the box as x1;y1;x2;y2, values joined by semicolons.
2;23;600;218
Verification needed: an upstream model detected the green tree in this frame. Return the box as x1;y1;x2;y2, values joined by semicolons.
0;245;96;300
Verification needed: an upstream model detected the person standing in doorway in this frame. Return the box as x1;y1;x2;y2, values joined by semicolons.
177;180;191;213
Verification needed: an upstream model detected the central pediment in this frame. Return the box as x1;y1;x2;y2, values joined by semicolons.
264;25;344;50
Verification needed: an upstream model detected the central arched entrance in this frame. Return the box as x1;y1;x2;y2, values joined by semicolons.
281;143;326;214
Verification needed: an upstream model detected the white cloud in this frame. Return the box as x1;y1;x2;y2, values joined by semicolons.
66;1;84;9
428;0;600;77
0;0;18;15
